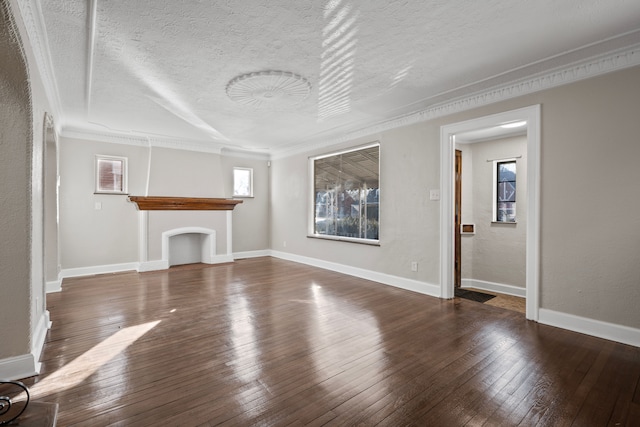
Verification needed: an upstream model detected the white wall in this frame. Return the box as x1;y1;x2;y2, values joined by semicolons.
271;66;640;330
0;0;32;366
1;0;53;379
59;138;148;269
58;139;271;271
272;123;441;288
220;154;271;253
459;136;527;289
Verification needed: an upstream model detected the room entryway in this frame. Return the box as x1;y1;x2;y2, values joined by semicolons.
440;105;540;321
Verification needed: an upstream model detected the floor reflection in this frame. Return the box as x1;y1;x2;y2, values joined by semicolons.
29;320;160;399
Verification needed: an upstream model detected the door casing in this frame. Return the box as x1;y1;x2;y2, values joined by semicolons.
440;105;541;321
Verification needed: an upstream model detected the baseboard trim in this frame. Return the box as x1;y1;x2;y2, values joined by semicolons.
138;260;168;272
0;311;50;380
31;310;50;366
0;354;40;381
461;279;526;297
233;250;271;259
46;278;62;293
208;254;235;264
271;250;441;297
61;262;139;279
539;308;640;348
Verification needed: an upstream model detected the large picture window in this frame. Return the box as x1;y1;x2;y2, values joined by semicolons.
310;144;379;243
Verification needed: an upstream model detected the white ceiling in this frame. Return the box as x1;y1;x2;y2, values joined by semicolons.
27;0;640;154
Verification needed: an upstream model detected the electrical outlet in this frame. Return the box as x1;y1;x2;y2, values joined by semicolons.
283;241;287;248
411;261;418;272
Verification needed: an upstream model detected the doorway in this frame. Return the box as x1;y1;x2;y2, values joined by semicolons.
440;105;540;321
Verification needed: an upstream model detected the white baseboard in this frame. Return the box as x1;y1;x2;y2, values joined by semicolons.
271;250;441;297
61;262;139;279
539;308;640;348
137;260;168;272
138;255;235;272
208;254;234;264
461;278;526;297
0;311;52;380
0;353;40;381
46;278;62;293
32;310;50;364
233;250;271;259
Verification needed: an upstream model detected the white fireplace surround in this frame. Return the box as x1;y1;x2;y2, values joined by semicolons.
163;227;217;267
137;210;234;272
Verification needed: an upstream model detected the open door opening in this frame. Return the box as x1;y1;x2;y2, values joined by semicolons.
440;105;540;321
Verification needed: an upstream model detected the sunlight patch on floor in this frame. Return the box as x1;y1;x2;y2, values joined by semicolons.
29;320;161;399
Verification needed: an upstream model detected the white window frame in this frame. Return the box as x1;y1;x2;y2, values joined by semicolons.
492;158;517;223
233;167;254;198
95;155;128;195
308;142;380;245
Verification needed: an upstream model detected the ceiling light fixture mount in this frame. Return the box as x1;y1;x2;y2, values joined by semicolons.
226;70;312;108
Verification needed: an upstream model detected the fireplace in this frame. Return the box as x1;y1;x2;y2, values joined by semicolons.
128;197;242;272
164;227;217;267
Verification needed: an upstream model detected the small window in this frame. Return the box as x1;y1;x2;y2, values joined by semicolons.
95;155;127;194
310;143;380;243
494;160;516;222
233;167;253;197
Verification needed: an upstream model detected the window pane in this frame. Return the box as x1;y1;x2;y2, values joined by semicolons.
97;158;123;192
497;162;516;182
497;181;516;202
496;160;516;222
313;145;379;240
233;168;252;197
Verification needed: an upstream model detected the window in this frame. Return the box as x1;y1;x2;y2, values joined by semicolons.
310;143;379;243
494;159;516;222
233;167;253;197
95;155;127;194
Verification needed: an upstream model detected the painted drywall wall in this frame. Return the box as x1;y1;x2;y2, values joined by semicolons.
58;140;269;270
272;123;441;285
458;136;527;288
0;0;31;362
59;138;148;269
537;67;640;327
220;155;270;253
271;66;640;330
146;147;225;197
1;0;54;378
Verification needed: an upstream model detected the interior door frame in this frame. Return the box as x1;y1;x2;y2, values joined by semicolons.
454;149;462;288
440;105;541;321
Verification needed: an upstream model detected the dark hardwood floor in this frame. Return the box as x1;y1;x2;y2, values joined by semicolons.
24;257;640;426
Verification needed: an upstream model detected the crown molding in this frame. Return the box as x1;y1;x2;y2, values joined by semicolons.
147;136;223;154
270;42;640;159
60;127;227;154
13;0;63;118
220;147;271;160
16;0;640;160
61;127;150;147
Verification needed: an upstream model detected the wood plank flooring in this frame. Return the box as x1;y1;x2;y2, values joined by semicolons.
24;257;640;426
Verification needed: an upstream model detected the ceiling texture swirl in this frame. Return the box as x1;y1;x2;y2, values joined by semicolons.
13;0;640;156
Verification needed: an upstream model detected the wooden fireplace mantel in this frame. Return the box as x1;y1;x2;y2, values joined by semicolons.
128;196;243;211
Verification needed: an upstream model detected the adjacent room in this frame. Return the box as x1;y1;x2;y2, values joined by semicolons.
2;0;640;425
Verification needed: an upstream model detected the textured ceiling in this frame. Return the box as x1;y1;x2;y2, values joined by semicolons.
33;0;640;154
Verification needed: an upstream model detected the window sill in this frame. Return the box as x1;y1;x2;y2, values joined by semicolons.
94;192;129;195
491;221;518;224
307;234;380;246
